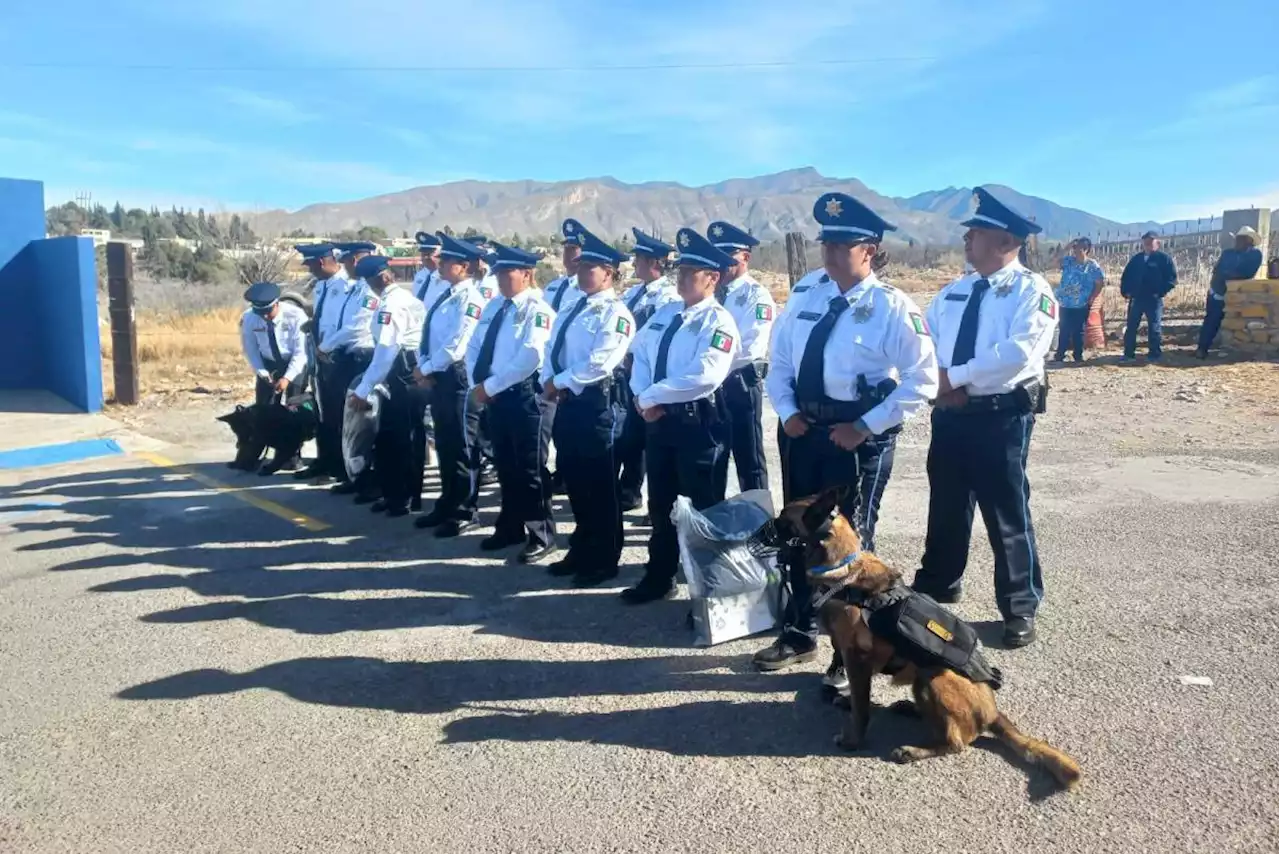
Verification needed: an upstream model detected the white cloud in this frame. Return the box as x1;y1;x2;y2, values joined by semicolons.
211;87;320;125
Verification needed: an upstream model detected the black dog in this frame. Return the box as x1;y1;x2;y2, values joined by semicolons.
219;395;318;475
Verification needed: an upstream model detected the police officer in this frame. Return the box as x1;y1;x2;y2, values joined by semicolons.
912;188;1057;649
463;236;500;486
754;192;939;672
322;242;383;501
621;228;740;604
544;219;586;495
409;232;444;510
292;243;347;482
237;281;311;474
348;255;426;517
465;241;559;562
413;233;488;537
616;229;680;511
541;226;635;587
707;221;775;492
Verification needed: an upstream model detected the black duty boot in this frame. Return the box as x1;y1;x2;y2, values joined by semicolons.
619;575;676;605
751;638;818;672
1003;616;1037;648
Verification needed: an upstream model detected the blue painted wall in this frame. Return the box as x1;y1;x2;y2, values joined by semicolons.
0;177;104;412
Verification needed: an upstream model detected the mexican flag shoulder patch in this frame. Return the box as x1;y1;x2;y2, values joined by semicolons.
710;330;734;353
362;296;379;310
909;312;929;336
755;303;774;321
1038;294;1057;319
534;312;550;330
377;311;392;324
465;303;483;320
615;316;633;336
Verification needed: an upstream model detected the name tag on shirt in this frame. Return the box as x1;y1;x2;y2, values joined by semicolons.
945;293;969;302
796;311;822;321
648;323;665;332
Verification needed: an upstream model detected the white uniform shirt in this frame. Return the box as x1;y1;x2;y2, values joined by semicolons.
544;274;582;314
539;289;634;395
476;273;500;304
353;285;426;401
465;288;556;396
621;277;679;326
241;302;309;381
417;278;487;375
780;268;829;319
630;296;740;410
719;273;776;372
318;277;377;354
927;260;1057;396
412;267;442;304
311;269;352;347
767;272;939;436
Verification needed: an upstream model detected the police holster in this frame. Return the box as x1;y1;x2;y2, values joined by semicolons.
855;375;902;436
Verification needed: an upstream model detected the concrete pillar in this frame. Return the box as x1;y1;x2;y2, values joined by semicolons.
1220;208;1271;274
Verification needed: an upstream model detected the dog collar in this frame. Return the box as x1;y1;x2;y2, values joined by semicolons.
809;550;860;576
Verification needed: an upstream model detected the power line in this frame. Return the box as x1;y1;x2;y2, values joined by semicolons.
0;53;1011;74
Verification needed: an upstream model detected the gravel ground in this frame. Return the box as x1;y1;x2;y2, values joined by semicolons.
1;350;1277;854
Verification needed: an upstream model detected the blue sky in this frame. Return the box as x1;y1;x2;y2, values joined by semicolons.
1;0;1276;223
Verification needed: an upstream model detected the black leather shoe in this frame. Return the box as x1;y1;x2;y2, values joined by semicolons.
481;531;525;551
370;499;388;513
414;510;449;530
546;558;578;577
518;540;559;564
330;481;358;495
435;519;476;538
1003;616;1036;648
353;492;379;505
911;581;962;605
572;567;619;588
751;639;818;672
620;496;643;512
294;462;326;480
620;577;676;605
409;497;423;512
385;504;410;518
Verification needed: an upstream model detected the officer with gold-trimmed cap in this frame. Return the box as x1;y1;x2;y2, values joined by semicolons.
620;228;740;605
755;192;939;674
540;225;635;588
911;187;1057;649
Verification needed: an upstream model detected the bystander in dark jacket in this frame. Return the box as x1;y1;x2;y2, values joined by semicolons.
1120;232;1178;361
1196;227;1264;357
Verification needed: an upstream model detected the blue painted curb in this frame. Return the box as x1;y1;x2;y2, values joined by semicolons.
0;438;125;470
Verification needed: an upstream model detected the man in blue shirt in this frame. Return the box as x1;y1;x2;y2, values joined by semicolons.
1054;238;1105;362
1119;231;1178;362
1196;227;1264;358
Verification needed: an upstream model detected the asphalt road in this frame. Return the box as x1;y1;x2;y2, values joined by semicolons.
2;369;1277;853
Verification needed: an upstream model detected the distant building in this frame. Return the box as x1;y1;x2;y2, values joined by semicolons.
80;228;111;246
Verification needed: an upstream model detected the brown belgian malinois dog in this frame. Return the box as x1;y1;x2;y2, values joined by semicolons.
777;486;1081;791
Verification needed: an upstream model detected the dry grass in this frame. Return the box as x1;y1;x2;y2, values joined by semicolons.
101;307;247;400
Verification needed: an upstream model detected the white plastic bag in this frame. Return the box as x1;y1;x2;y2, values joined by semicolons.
674;489;776;599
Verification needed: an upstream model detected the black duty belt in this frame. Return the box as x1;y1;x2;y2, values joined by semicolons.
494;375;540;399
797;398;871;426
730;361;769;385
660;393;721;425
947;380;1042;416
567;376;614;401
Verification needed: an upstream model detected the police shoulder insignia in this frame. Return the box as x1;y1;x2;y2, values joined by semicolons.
1038;294;1057;318
736;292;748;307
909;312;929;336
465;303;483;320
534;312;551;329
362;296;380;309
615;316;633;336
377;310;392;324
852;304;873;323
710;330;734;353
755;303;774;321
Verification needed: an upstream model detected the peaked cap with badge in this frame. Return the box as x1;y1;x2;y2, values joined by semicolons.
245;281;282;314
436;232;486;262
675;228;735;270
706;221;758;252
631;228;674;259
813;192;897;243
961;187;1043;240
487;241;541;270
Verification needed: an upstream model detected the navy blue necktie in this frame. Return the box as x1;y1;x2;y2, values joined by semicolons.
266;316;282;364
415;270;435;302
550;297;590;374
551;276;571;311
951;278;991;366
653;313;684;383
313;279;329;343
795;296;848;404
472;299;511;384
419;285;453;356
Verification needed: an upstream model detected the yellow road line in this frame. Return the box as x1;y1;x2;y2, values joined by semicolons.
134;451;331;532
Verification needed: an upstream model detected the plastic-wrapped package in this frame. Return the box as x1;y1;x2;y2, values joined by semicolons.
341;373;384;482
674;489;784;646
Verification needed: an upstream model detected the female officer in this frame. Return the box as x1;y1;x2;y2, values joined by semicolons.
540;226;635;588
620;228;740;605
754;192;938;673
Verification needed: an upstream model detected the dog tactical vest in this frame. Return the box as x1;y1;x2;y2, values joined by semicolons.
834;584;1004;690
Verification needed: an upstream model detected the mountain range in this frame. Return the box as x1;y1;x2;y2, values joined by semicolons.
241;167;1214;246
